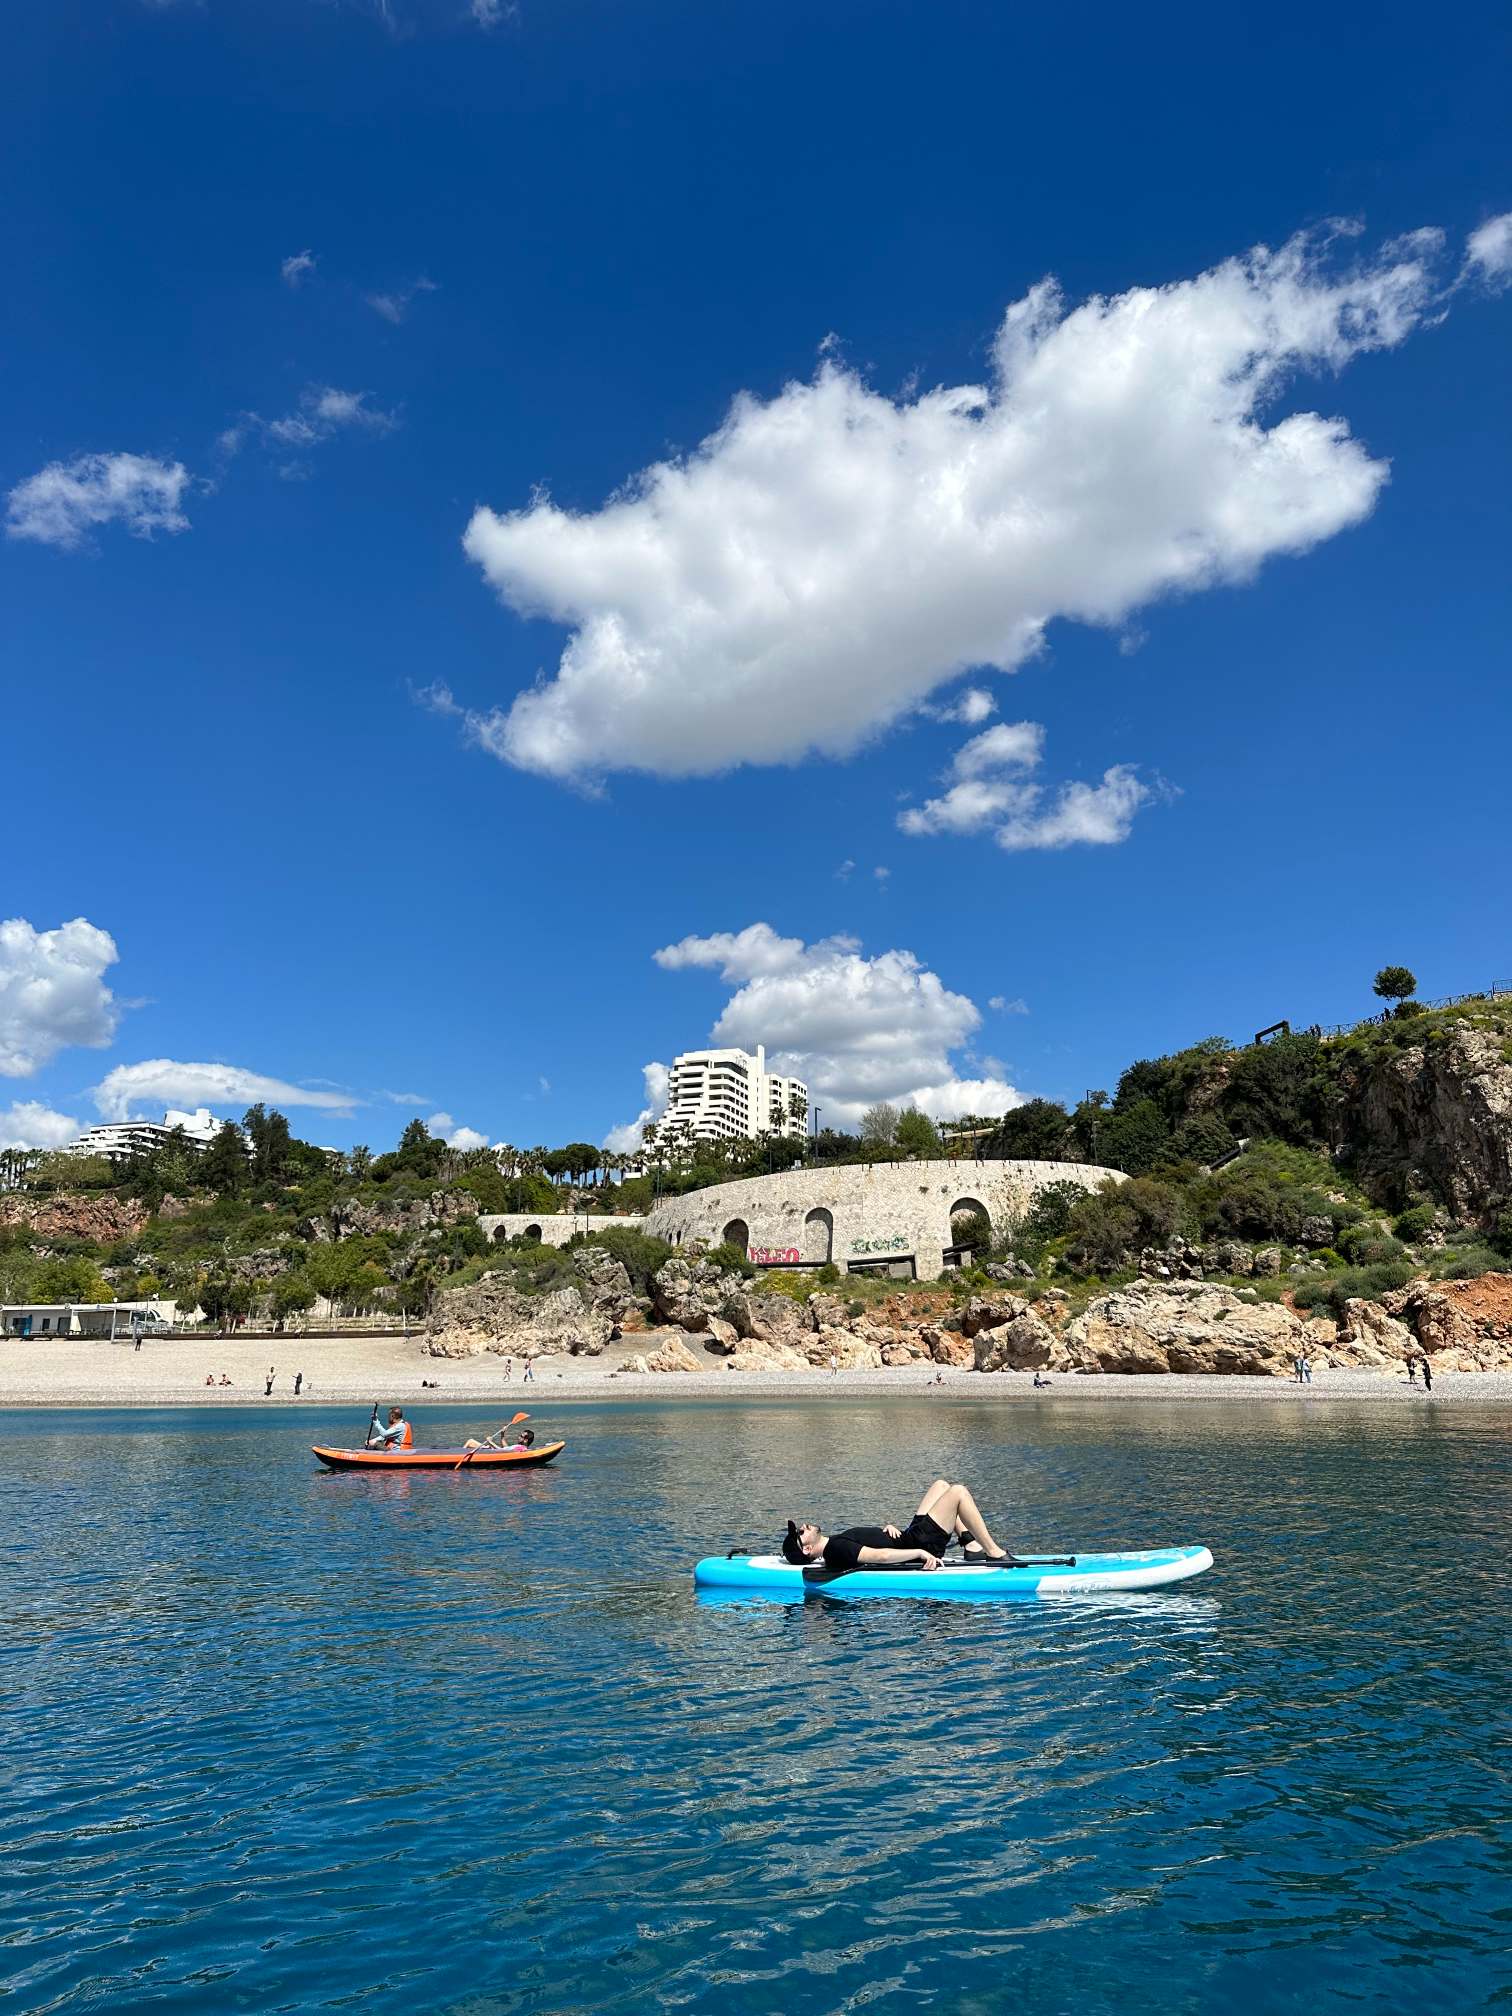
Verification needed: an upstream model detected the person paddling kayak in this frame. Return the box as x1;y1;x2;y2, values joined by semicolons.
459;1425;536;1455
782;1478;1011;1573
367;1407;413;1450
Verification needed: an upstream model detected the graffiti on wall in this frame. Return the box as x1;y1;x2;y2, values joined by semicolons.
751;1246;801;1266
849;1234;910;1255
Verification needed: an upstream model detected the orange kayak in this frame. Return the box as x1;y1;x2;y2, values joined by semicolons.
312;1441;565;1472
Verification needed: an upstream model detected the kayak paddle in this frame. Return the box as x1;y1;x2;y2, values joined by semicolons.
454;1411;529;1470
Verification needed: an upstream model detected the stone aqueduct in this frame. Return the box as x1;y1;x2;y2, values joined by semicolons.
641;1159;1126;1281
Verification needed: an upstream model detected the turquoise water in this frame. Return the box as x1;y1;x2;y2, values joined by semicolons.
3;1398;1510;2014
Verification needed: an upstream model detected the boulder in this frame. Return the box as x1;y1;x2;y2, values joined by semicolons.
427;1274;613;1358
1063;1280;1306;1376
1334;1298;1414;1364
645;1336;702;1374
651;1256;750;1333
703;1315;740;1354
746;1292;812;1348
725;1342;812;1373
921;1326;975;1368
974;1309;1056;1373
880;1341;917;1367
1299;1215;1336;1249
960;1295;1028;1338
1202;1240;1253;1277
1252;1247;1284;1278
571;1247;637;1331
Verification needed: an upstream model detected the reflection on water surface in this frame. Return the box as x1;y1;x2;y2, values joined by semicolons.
3;1398;1510;2013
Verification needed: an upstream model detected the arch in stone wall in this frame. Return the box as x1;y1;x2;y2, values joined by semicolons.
801;1207;833;1263
523;1223;543;1242
721;1217;750;1256
948;1196;992;1253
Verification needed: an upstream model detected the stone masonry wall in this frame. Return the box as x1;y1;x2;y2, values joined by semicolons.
642;1160;1124;1281
476;1211;645;1249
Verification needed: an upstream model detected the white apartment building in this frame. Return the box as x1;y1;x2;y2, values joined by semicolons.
663;1045;808;1143
63;1108;220;1161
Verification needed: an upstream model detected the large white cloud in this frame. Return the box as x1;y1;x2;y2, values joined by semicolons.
461;223;1460;782
0;1101;82;1151
0;917;121;1076
602;1061;671;1154
5;454;191;551
608;924;1024;1137
93;1061;358;1122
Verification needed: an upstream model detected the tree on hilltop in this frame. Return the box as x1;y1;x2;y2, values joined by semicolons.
1373;966;1418;1014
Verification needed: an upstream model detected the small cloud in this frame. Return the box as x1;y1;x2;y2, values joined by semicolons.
538;1075;551;1095
835;859;856;880
1465;213;1512;287
383;1088;432;1105
873;865;890;882
6;453;192;552
365;277;438;325
0;1100;81;1150
238;386;399;473
413;681;462;717
995;765;1154;852
470;0;515;25
281;250;317;288
922;685;997;726
448;1125;489;1151
987;996;1029;1015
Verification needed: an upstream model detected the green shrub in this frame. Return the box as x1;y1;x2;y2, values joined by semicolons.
760;1271;812;1303
816;1261;840;1286
846;1299;864;1318
707;1240;757;1279
1393;1205;1435;1243
1433;1249;1504;1281
590;1226;673;1296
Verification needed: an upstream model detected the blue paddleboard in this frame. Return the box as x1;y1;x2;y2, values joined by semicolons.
693;1544;1213;1599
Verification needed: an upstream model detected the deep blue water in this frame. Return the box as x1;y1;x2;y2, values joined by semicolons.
3;1397;1510;2014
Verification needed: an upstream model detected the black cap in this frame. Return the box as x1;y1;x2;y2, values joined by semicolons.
781;1520;808;1565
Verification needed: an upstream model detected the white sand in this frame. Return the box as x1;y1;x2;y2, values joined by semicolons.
1;1328;1507;1408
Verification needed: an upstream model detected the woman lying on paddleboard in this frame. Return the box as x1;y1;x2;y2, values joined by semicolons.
782;1477;1011;1574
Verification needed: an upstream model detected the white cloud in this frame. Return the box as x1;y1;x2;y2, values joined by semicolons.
0;917;121;1077
603;1060;670;1154
281;249;317;287
638;924;1023;1128
942;686;997;725
835;859;856;880
951;721;1045;777
900;720;1159;850
988;995;1029;1015
537;1075;551;1095
426;1109;489;1150
384;1088;433;1105
471;0;513;24
995;764;1153;851
93;1061;357;1121
461;222;1463;783
0;1101;82;1150
366;277;437;324
5;453;191;551
873;865;890;882
1466;213;1512;285
265;386;397;445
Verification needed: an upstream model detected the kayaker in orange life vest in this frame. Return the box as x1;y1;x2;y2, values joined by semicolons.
367;1407;413;1450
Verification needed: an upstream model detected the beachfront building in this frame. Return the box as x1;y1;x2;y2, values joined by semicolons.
663;1045;808;1144
3;1298;178;1339
62;1109;219;1162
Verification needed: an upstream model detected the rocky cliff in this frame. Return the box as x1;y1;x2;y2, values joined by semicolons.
0;1191;148;1246
1328;1023;1512;1221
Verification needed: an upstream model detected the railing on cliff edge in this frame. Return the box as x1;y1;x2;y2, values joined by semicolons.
1302;984;1510;1044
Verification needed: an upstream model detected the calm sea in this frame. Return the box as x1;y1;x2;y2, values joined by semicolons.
3;1397;1509;2014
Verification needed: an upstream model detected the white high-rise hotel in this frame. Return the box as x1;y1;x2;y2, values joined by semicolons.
663;1045;809;1143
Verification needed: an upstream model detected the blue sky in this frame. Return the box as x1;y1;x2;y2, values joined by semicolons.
4;0;1510;1154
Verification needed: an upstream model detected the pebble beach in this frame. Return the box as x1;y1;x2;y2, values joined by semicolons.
4;1329;1507;1409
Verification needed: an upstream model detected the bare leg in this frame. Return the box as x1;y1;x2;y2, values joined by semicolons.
917;1481;1007;1558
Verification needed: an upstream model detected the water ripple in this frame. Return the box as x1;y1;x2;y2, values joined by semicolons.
1;1399;1510;2013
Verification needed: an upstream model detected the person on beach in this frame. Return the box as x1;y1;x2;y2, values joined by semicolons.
1421;1354;1433;1392
522;1361;535;1383
205;1373;215;1386
219;1373;232;1386
1406;1352;1418;1385
294;1371;303;1397
782;1478;1012;1573
265;1366;276;1397
367;1406;413;1449
504;1357;512;1381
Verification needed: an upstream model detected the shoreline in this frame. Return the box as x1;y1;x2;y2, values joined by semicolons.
1;1331;1505;1409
